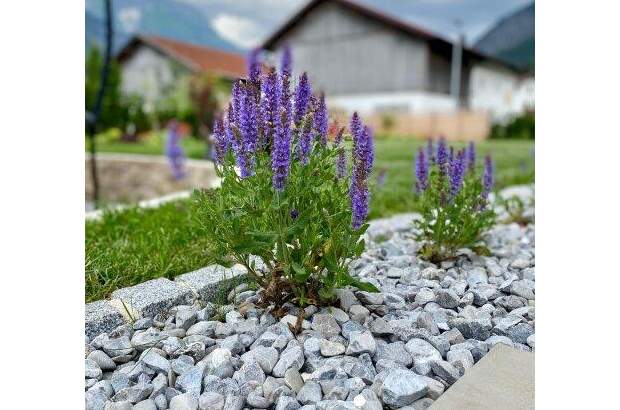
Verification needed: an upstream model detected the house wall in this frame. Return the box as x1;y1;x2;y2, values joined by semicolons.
268;2;432;96
120;46;189;109
327;91;456;115
469;62;527;122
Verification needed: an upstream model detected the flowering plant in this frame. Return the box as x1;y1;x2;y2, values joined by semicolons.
194;48;378;311
165;120;186;180
413;140;495;262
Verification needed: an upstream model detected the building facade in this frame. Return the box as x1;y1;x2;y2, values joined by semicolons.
262;0;532;124
117;35;246;110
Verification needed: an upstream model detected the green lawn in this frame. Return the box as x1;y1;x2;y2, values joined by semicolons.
86;136;534;302
92;131;210;159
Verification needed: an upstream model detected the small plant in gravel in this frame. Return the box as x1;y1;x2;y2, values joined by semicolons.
498;193;535;226
414;139;495;262
193;48;378;319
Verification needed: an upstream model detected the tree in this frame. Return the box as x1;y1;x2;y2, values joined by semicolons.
85;45;123;131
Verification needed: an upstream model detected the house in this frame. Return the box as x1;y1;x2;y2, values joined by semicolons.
116;35;246;108
261;0;532;126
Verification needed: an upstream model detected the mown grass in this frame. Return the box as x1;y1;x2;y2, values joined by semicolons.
85;200;213;302
93;132;209;159
86;136;534;301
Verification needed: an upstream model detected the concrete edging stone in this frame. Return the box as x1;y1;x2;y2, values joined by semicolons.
85;263;246;339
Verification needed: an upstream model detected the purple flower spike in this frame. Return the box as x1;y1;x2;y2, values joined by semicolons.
350;113;373;229
466;141;476;172
350;181;369;230
296;114;313;165
426;139;434;163
281;44;292;77
239;84;259;170
350;112;362;146
165;121;186;180
450;149;466;199
313;94;329;145
415;148;429;192
272;75;292;191
436;137;448;173
211;114;228;165
247;48;261;85
362;125;374;173
294;72;312;125
482;155;494;200
230;81;242;124
335;127;346;179
260;68;279;149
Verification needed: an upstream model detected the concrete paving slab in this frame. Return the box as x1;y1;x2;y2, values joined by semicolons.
85;300;127;339
111;278;192;318
174;264;245;301
430;344;534;410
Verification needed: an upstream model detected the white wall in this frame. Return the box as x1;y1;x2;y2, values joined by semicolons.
469;62;534;122
513;76;535;113
327;91;457;115
120;46;184;110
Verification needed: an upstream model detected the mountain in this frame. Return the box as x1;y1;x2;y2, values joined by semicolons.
474;3;534;70
85;0;240;53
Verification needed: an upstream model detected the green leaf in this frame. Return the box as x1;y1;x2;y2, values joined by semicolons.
350;278;380;293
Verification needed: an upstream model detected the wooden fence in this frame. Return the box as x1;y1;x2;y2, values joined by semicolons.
331;110;491;141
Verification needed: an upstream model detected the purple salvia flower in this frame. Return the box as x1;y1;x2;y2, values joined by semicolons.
211;114;228;165
165;121;186;180
281;44;292;77
362;125;374;173
466;141;476;172
350;180;369;230
230;81;242;124
335;127;346;179
426;139;434;163
290;209;299;220
247;48;260;85
482;155;494;200
260;67;279;149
350;113;373;229
436;137;448;173
272;75;292;191
450;149;466;199
415;148;429;192
230;124;250;178
313;93;328;145
350;112;363;149
280;45;292;106
296;114;313;165
224;104;235;155
238;84;259;173
448;146;454;170
293;72;312;125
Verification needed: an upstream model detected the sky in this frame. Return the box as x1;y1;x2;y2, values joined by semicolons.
178;0;533;48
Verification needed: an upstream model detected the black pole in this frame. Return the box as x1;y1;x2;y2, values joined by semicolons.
87;0;113;206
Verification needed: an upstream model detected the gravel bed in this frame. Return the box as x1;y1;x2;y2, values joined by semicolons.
85;188;534;410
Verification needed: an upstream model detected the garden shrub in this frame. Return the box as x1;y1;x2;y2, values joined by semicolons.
490;111;535;140
414;140;495;262
193;48;378;314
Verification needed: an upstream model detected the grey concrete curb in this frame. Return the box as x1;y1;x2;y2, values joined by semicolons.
85;263;247;339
